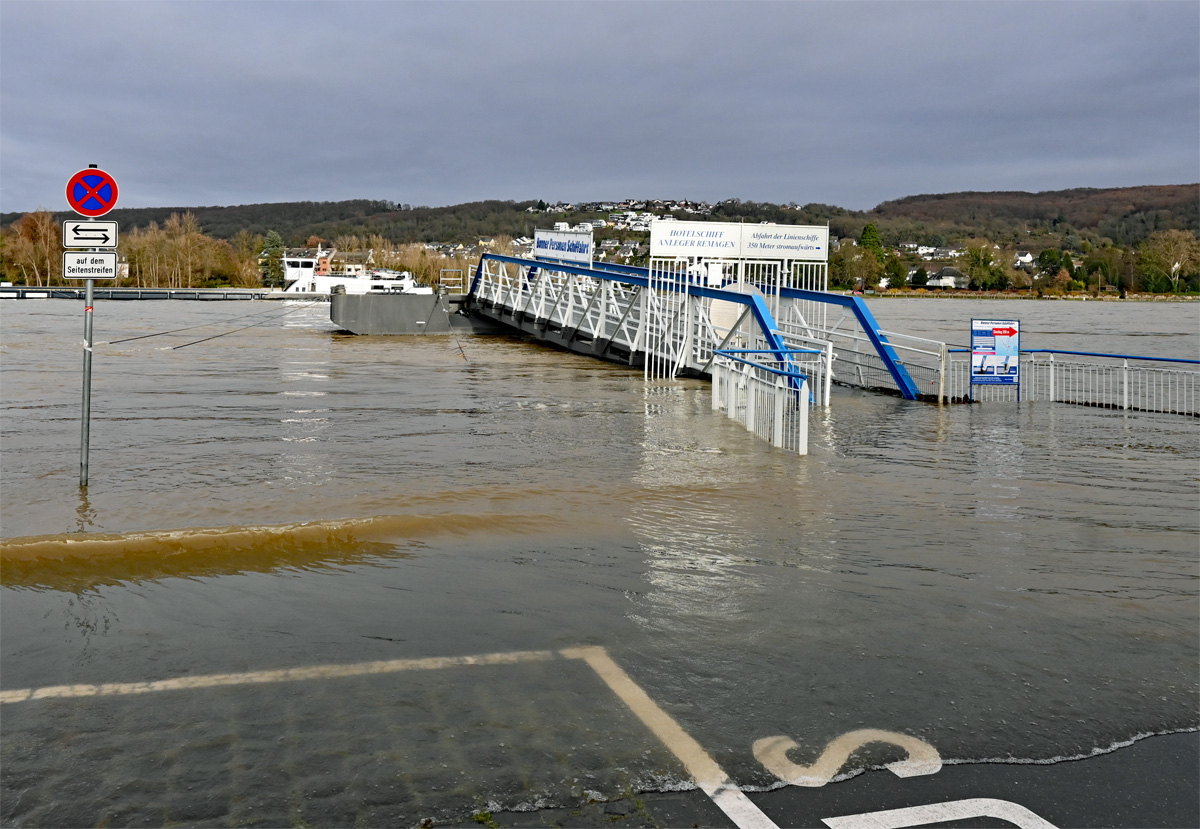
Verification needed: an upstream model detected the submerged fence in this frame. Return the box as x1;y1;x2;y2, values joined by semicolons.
947;350;1199;416
468;255;1197;461
777;301;1198;417
711;350;813;454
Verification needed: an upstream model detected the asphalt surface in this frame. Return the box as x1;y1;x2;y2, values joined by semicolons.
479;731;1198;829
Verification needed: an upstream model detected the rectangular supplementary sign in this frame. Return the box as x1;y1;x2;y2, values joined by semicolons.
649;220;828;262
971;319;1020;385
533;228;593;265
64;220;118;249
63;252;118;280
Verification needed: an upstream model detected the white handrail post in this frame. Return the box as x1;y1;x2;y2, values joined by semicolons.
745;362;756;430
824;341;833;406
1122;359;1128;410
798;378;809;455
938;342;947;405
773;372;785;448
712;359;721;411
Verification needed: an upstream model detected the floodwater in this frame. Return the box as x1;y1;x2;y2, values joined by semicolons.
1;297;1197;827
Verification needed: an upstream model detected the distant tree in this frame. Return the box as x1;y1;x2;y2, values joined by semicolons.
3;211;59;285
961;240;1008;290
883;255;907;289
828;248;852;289
231;229;263;287
846;249;883;290
261;230;285;287
859;223;884;262
1137;229;1200;292
164;212;204;287
368;233;402;269
1037;248;1063;276
910;266;928;287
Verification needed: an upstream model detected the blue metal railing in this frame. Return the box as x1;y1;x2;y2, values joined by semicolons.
774;287;920;399
470;254;919;399
948;348;1199;365
944;348;1198;415
714;348;823;403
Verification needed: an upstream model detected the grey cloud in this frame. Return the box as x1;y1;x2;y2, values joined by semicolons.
1;1;1195;214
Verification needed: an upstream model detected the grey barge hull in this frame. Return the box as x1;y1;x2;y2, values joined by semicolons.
330;292;507;335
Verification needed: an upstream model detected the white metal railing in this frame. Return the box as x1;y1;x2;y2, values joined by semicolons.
780;307;949;401
947;351;1199;415
437;269;466;293
711;351;812;454
774;332;835;406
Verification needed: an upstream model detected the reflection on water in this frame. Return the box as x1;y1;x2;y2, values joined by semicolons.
1;300;1196;823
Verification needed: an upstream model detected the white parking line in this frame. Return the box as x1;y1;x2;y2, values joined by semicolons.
822;797;1059;829
2;646;778;829
0;650;557;704
564;646;780;829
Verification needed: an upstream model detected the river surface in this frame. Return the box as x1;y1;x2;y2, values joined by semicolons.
1;297;1197;827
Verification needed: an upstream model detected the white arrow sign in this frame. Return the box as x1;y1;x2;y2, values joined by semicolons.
64;220;118;249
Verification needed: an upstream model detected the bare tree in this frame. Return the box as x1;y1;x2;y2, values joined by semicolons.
1138;229;1200;292
5;211;60;285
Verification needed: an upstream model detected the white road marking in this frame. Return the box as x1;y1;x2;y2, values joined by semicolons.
562;646;780;829
0;650;556;704
3;646;777;828
821;797;1059;829
753;729;941;787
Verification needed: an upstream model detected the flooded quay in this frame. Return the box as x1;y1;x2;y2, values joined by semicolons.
1;298;1196;827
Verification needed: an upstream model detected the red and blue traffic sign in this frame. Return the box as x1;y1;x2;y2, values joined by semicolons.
66;168;119;217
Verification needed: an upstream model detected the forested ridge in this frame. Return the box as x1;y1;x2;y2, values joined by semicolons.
5;185;1197;293
3;185;1195;249
1;199;543;248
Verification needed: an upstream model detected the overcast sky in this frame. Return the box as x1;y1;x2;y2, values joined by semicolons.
2;1;1196;214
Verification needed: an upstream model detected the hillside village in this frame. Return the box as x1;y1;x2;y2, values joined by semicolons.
283;196;1038;294
4;186;1197;294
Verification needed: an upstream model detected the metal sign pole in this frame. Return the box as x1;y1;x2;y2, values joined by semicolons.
64;163;120;489
80;276;95;487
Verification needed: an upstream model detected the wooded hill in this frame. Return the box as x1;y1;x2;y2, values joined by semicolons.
715;185;1198;249
4;185;1195;250
1;199;543;249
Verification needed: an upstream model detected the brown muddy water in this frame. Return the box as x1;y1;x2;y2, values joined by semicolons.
1;298;1196;827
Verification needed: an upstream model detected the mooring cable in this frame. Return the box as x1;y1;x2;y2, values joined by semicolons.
108;301;322;345
171;303;324;350
440;294;469;361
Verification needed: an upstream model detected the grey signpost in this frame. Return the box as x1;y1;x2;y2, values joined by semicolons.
63;165;120;488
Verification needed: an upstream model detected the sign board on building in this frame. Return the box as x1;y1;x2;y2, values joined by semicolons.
970;319;1020;385
64;220;119;249
649;220;828;261
533;228;593;265
65;168;120;217
63;252;118;280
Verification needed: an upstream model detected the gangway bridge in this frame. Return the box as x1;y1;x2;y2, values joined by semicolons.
463;229;925;454
460;240;1197;455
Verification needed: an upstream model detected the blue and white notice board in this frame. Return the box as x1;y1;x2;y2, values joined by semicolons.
971;319;1020;385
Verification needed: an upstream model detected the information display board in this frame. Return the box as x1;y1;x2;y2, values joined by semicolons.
533;228;593;265
970;319;1020;385
649;220;828;261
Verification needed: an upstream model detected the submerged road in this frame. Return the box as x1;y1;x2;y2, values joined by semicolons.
2;646;1195;828
2;301;1196;828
